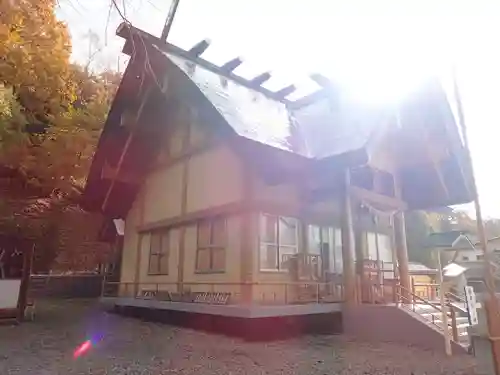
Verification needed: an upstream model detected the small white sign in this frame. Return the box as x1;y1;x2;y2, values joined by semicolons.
465;286;479;326
0;279;21;309
113;219;125;236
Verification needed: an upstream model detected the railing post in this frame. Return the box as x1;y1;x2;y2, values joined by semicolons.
100;276;106;298
450;305;459;342
284;284;288;304
316;283;320;303
411;278;416;307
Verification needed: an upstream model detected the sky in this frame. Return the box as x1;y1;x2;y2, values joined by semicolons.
57;0;500;218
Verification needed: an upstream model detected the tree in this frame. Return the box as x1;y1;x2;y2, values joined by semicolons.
0;67;120;194
0;1;121;271
405;211;435;266
0;85;28;156
438;210;477;233
0;0;75;124
0;67;120;270
405;206;500;268
405;208;479;267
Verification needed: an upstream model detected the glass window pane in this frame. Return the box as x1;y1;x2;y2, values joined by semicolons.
320;238;331;273
159;254;169;274
260;214;277;243
308;225;321;254
148;254;159;274
196;248;211;271
198;220;211;247
327;227;335;272
151;232;162;255
279;217;297;246
377;234;392;263
260;244;278;270
211;218;226;246
321;227;329;243
367;232;377;260
161;232;169;255
279;245;297;270
334;228;343;274
212;248;225;271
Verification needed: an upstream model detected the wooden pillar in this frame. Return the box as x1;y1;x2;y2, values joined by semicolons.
177;110;191;293
394;210;411;300
354;220;365;302
341;169;357;305
133;190;146;297
393;171;410;301
112;235;124;281
240;168;254;304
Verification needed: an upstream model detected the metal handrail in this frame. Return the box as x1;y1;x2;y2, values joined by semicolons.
397;285;446;328
445;291;466;303
100;281;344;291
101;280;344;305
396;284;461;341
397;284;443;311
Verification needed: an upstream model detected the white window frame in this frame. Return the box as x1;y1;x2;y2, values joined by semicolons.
259;214;299;271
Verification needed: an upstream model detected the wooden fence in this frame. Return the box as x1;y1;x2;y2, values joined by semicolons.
29;274;104;298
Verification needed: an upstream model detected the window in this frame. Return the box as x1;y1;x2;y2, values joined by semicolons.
308;225;333;271
196;217;226;272
260;214;298;270
148;230;170;275
334;228;343;273
462;256;470;261
307;225;343;274
377;234;392;263
366;232;393;263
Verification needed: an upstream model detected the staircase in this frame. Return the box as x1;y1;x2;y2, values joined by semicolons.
409;302;470;347
396;287;471;350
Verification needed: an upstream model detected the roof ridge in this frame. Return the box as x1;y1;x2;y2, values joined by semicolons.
115;23;326;107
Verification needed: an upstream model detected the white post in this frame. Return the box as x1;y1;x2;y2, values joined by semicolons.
437;249;452;356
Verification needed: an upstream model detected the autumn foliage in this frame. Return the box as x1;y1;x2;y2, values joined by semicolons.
0;0;121;271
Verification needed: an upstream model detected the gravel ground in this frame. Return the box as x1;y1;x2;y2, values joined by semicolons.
0;300;478;375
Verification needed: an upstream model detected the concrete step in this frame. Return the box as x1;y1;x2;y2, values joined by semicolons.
421;315;469;328
400;305;471;346
421;313;469;324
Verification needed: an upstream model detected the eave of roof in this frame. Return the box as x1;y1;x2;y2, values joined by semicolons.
82;24;474;216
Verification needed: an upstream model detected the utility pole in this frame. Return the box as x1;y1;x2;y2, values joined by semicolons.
160;0;181;42
436;249;452;356
452;66;500;374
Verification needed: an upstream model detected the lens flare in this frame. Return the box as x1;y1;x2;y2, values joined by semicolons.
73;340;92;359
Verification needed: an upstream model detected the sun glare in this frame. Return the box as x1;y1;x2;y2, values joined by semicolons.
315;5;449;107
